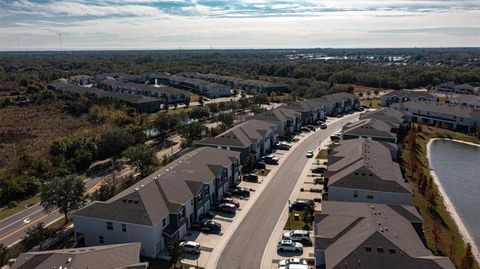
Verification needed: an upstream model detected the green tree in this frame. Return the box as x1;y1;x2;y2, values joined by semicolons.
22;223;51;249
176;122;206;148
189;107;210;121
252;93;269;105
0;243;8;266
302;201;315;231
97;128;135;159
90;184;116;202
154;113;178;140
184;96;191;108
167;239;185;268
198;96;204;106
124;144;158;177
40;176;86;223
217;112;234;127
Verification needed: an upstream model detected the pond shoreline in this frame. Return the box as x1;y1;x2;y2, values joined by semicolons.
427;138;480;265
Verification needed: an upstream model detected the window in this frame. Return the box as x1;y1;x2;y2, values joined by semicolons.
122;224;127;232
377;248;384;253
353;191;358;198
99;236;104;244
389;249;396;254
367;195;374;199
106;222;113;230
162;218;167;227
365;247;372;252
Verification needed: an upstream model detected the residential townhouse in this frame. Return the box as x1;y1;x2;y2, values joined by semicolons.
10;243;148;269
177;72;287;94
196;119;278;165
393;100;480;131
380;90;438;107
47;79;161;113
252;107;302;137
97;78;191;104
446;95;480;109
73;147;240;258
341;118;399;143
453;83;477;95
314;201;454;269
320;92;360;115
285;98;327;125
69;75;94;86
325;138;412;205
169;76;232;98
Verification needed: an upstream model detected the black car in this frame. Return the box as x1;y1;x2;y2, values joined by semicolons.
311;165;327;174
243;173;259;182
300;127;311;132
256;162;267;169
320;123;328;129
307;125;316;131
198;220;222;233
290;200;310;211
231;187;251;197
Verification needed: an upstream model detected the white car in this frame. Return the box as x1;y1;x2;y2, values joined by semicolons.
278;258;308;267
279;264;308;269
277;239;303;252
306;150;314;158
179;241;200;254
283;230;311;242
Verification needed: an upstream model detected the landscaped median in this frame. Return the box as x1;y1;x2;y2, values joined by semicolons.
401;124;479;268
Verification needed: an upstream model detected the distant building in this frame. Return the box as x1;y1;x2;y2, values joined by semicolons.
453;83;475;95
169;76;231;98
435;81;455;92
325;138;412;205
393;100;480;131
380;90;437;107
342;118;399;143
98;78;191;104
314;201;455;269
10;243;148;269
69;75;93;86
197;119;278;164
73;147;240;258
446;94;480;109
47;79;161;113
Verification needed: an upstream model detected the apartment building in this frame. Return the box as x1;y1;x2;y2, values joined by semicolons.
380;90;437;107
73;147;240;258
314;201;454;269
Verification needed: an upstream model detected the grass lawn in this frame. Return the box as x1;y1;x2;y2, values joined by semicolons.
166;106;195;115
255;168;271;177
360;98;381;109
402;124;480;268
0;195;41;220
315;149;328;160
284;210;306;230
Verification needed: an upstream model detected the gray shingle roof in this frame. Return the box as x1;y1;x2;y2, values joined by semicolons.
382;89;437;99
326;138;411;194
342;118;397;140
315;201;454;269
11;243;146;269
396;100;480;119
74;147;239;226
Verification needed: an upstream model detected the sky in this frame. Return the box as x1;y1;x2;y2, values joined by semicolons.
0;0;479;50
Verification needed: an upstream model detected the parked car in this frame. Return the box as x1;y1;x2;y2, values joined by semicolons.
320;123;328;129
306;150;314;158
278;258;308;267
192;220;222;233
290;200;310;211
217;203;236;213
314;177;324;184
256;161;266;169
283;230;311;243
243;173;259;182
180;241;201;254
263;154;280;164
307;125;316;131
231;187;250;197
275;141;291;150
279;264;308;269
223;197;240;208
277;240;303;252
301;127;311;132
311;165;327;174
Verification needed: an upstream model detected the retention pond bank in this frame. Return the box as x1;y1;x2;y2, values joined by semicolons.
427;138;480;264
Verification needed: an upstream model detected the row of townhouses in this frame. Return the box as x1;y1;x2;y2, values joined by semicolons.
315;108;454;268
70;92;359;259
434;81;479;95
47;79;162;113
177;72;287;94
380;89;438;107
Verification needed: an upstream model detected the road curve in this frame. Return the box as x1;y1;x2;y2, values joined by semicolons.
216;114;358;269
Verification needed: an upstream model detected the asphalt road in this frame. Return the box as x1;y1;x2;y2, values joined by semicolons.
0;175;104;247
216;113;360;269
